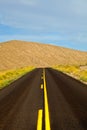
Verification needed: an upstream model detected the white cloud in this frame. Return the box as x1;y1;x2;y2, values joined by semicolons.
70;0;87;15
0;0;87;32
0;0;87;31
0;0;87;50
19;0;39;6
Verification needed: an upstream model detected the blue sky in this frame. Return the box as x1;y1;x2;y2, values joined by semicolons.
0;0;87;51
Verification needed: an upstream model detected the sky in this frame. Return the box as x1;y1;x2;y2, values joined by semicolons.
0;0;87;51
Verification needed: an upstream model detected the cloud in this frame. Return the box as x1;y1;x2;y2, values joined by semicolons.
0;0;87;32
0;0;87;50
19;0;39;6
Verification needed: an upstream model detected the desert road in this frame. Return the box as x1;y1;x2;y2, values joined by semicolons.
0;68;87;130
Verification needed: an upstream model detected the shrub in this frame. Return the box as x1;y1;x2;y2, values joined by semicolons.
0;66;34;89
54;65;87;83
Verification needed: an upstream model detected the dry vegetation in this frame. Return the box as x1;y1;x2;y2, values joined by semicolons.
0;40;87;70
54;65;87;83
0;66;34;89
0;40;87;89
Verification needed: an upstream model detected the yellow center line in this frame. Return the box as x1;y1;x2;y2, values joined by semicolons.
41;84;43;89
41;76;43;79
37;109;43;130
43;68;51;130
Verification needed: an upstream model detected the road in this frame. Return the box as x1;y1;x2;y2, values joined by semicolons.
0;68;87;130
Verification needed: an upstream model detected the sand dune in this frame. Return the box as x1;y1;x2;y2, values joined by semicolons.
0;40;87;70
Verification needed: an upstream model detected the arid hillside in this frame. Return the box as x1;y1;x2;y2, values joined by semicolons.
0;40;87;70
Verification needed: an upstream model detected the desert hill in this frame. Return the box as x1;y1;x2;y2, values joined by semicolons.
0;40;87;70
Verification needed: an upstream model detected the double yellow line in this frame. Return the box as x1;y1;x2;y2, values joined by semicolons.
37;69;51;130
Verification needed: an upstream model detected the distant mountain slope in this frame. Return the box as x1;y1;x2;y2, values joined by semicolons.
0;40;87;70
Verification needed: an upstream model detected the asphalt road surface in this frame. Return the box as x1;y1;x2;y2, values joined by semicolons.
0;68;87;130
